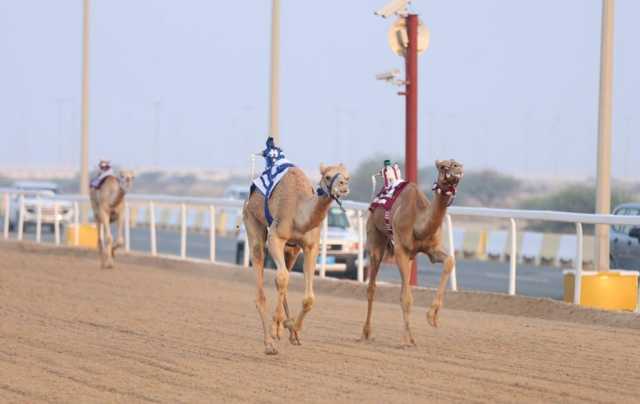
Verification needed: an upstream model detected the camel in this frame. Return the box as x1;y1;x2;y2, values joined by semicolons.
243;163;351;355
89;170;135;269
361;159;463;346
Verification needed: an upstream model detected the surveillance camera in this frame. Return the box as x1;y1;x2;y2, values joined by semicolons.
375;69;400;81
374;0;411;19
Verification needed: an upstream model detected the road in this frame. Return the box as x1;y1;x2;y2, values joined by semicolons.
4;221;565;300
2;241;639;403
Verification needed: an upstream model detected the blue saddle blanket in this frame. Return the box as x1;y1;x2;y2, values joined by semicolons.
252;158;294;225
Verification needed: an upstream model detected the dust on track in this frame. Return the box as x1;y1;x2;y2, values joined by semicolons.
1;242;639;403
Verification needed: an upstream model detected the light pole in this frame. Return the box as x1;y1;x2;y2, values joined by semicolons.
594;0;615;272
80;0;91;221
269;0;281;145
152;100;162;168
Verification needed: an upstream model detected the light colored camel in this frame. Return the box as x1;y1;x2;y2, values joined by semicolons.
361;159;463;346
90;170;134;269
243;164;351;355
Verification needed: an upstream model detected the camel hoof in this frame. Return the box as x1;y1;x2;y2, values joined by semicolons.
271;321;283;340
427;305;440;328
401;334;417;348
264;344;278;355
358;326;373;342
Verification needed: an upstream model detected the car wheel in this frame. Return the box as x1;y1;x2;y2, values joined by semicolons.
235;242;244;265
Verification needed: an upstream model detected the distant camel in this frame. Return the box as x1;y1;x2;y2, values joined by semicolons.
89;170;134;269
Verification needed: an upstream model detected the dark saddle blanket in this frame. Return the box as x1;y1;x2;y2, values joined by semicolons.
369;180;409;236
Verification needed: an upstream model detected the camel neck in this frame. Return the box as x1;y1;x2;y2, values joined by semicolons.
300;193;333;233
415;192;452;239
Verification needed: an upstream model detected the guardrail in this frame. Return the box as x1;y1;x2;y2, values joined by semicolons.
2;188;640;305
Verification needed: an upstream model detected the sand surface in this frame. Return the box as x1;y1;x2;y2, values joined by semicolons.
1;242;639;403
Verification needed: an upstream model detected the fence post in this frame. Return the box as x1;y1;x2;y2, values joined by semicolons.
18;195;25;241
54;203;61;245
180;203;187;259
357;210;365;283
508;218;517;295
124;202;130;252
446;214;458;291
242;210;250;267
149;201;157;256
3;193;9;240
320;216;328;278
73;201;80;246
35;197;42;243
574;222;583;305
209;205;216;262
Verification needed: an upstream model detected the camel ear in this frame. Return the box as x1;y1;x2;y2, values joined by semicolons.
319;163;328;174
435;160;444;168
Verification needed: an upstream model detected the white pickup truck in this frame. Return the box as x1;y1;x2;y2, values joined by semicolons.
8;181;74;233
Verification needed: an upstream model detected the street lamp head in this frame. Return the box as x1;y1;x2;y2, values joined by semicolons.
375;69;400;82
375;69;404;86
374;0;411;19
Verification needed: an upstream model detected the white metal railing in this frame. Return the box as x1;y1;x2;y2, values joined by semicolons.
2;188;640;306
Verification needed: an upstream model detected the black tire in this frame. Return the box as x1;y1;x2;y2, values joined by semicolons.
235;242;244;265
343;256;359;280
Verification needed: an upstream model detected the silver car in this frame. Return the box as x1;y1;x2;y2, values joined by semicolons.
8;181;74;232
610;203;640;270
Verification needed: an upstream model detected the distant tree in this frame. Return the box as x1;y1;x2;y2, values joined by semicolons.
517;184;636;233
454;170;521;207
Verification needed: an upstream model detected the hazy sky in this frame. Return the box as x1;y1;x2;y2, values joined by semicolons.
1;0;638;179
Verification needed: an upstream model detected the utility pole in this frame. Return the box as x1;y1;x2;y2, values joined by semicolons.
405;14;419;286
80;0;91;221
269;0;281;145
594;0;615;272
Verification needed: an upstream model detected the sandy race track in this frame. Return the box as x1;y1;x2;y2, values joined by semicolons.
1;242;639;403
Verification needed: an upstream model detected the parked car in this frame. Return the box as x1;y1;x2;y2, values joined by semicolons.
235;206;366;279
223;185;250;201
610;203;640;270
8;181;73;232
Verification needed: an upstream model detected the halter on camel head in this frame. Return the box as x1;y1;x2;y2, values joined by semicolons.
316;171;347;213
431;159;463;207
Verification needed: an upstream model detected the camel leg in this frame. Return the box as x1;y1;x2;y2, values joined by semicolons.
395;248;416;347
360;230;385;341
100;211;114;269
426;248;455;328
113;211;125;253
282;245;302;345
288;241;318;341
97;220;106;268
244;214;276;355
267;232;288;342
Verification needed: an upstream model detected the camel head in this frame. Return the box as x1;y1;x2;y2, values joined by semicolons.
318;163;351;200
118;170;135;192
434;159;463;195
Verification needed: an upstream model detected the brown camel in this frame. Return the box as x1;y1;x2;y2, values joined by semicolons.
89;170;135;269
243;163;351;355
361;159;463;346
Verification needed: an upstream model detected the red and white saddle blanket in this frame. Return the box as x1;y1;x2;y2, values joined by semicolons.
369;180;408;236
